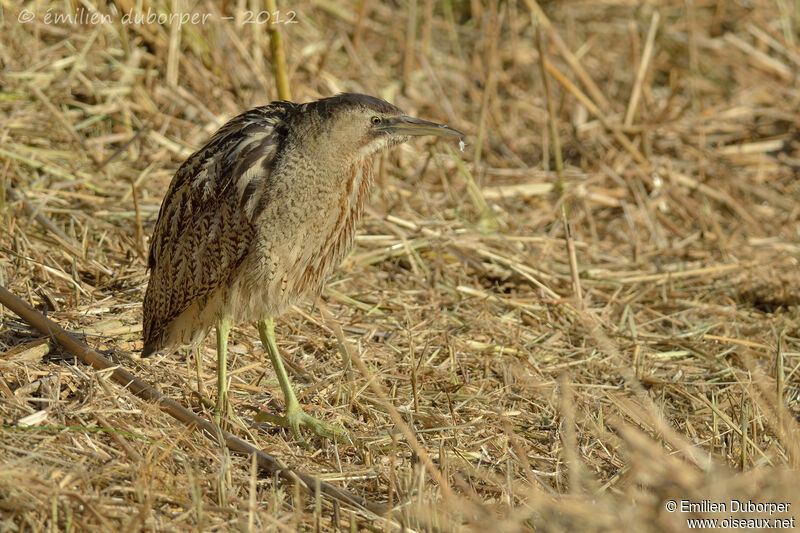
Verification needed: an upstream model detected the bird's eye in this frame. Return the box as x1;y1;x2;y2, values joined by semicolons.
370;116;382;125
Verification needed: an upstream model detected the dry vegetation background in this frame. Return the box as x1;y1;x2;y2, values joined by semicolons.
1;0;800;531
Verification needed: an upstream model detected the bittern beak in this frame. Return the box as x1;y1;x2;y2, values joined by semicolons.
379;115;465;138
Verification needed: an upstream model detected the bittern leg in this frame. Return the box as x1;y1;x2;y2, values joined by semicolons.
215;316;234;423
256;318;345;443
194;347;206;396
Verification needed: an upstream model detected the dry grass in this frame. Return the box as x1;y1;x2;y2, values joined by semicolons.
1;0;799;531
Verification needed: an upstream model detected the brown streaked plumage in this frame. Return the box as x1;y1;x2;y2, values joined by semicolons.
143;93;463;440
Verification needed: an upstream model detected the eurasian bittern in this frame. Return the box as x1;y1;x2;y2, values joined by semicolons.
142;93;463;441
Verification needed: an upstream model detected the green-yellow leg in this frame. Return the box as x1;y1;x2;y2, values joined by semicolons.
194;347;206;396
215;317;233;424
256;318;345;443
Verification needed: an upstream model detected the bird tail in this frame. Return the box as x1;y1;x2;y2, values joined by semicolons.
141;342;157;357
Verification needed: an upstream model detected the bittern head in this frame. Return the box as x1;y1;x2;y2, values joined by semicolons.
300;93;464;159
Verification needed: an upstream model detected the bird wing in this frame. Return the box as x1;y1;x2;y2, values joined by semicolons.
143;104;294;354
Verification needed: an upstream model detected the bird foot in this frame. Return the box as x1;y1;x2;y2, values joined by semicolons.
254;406;348;445
214;401;237;429
196;393;246;430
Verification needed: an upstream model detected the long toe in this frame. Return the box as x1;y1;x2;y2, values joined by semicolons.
296;411;348;442
255;407;348;444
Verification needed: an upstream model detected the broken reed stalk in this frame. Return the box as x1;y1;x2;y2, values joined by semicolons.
776;328;785;429
562;210;584;309
740;397;749;470
0;285;386;517
352;0;367;49
402;0;417;92
473;0;502;168
535;26;582;308
266;0;291;101
535;25;564;197
624;11;660;126
558;374;581;495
